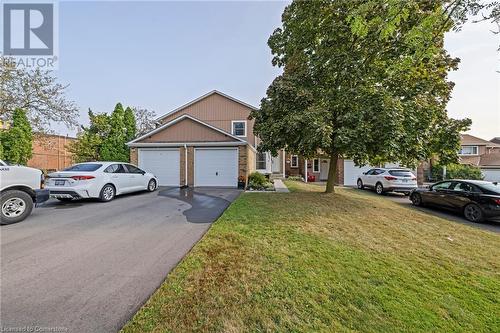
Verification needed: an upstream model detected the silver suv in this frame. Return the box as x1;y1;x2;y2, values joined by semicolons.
357;168;417;195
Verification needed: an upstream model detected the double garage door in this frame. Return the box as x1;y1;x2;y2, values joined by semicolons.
138;148;238;187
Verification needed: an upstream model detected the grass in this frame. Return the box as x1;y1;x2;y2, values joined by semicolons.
121;181;500;333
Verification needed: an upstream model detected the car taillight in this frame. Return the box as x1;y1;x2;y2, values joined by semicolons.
71;175;95;181
384;176;397;181
493;198;500;205
411;177;417;180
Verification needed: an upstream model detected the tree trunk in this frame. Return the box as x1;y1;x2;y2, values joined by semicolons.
325;151;339;193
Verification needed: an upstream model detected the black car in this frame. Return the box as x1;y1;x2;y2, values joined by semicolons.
409;180;500;222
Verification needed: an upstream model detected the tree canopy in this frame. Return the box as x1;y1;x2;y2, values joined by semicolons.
251;0;473;193
1;109;33;165
0;56;79;133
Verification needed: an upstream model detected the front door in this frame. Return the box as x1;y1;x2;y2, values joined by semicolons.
320;159;330;181
271;155;281;173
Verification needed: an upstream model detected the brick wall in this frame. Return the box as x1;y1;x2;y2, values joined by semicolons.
28;135;76;172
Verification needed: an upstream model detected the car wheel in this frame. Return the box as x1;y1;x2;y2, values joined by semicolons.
357;179;364;189
375;182;384;195
99;184;116;202
463;203;484;223
147;179;157;192
411;193;423;206
1;190;34;225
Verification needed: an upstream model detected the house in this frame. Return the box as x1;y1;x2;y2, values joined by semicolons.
128;90;272;187
28;134;76;172
458;134;500;181
127;90;416;188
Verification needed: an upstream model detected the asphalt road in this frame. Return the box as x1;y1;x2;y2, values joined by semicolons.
1;187;241;333
369;190;500;233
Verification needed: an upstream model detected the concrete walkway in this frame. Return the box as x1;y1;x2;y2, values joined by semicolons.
274;179;290;193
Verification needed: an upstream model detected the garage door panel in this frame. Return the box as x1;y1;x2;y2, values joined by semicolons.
138;149;180;186
482;169;500;182
343;160;374;186
195;149;238;187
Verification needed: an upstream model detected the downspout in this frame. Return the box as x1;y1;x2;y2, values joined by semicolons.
304;159;308;183
282;149;286;178
184;144;188;187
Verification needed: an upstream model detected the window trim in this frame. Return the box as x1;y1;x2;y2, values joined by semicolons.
313;158;320;173
291;155;299;168
231;120;247;137
459;145;479;155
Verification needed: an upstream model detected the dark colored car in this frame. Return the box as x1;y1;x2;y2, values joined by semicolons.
409;180;500;222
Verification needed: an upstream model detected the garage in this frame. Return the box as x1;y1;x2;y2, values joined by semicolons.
482;169;500;182
343;160;374;186
194;148;238;187
138;148;180;186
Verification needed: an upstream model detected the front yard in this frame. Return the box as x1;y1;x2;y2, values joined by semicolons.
122;181;499;332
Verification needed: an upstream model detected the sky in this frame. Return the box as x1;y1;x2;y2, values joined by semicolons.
55;1;499;140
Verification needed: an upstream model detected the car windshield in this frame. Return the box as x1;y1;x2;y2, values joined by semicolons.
388;170;413;177
63;163;102;172
479;182;500;194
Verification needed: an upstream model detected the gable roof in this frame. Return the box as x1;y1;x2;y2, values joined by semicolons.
491;137;500;145
156;90;258;122
127;114;247;146
461;134;500;148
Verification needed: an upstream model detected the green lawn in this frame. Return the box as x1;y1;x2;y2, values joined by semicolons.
121;181;500;333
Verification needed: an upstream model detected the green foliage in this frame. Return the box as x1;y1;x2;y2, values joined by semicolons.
287;176;302;181
68;110;111;163
432;163;484;181
0;108;32;165
100;103;129;162
247;172;273;190
124;107;137;143
251;0;471;193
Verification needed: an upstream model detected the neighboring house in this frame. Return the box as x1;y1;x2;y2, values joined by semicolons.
490;137;500;145
28;134;76;172
128;90;274;187
458;134;500;181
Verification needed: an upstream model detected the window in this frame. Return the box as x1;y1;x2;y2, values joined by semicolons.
291;155;298;168
64;163;102;172
373;169;385;175
432;181;452;191
459;146;478;155
388;170;414;177
256;151;267;170
104;164;126;173
232;121;246;137
452;182;479;193
124;164;144;174
313;158;320;173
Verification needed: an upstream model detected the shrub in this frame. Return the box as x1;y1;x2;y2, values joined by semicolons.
287;176;302;181
431;163;483;181
247;172;275;190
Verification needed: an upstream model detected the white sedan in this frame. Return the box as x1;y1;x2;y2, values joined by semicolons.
46;162;158;202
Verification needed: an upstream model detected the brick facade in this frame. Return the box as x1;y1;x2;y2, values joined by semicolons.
28;134;76;172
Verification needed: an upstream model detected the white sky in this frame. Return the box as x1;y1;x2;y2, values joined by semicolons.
445;19;500;140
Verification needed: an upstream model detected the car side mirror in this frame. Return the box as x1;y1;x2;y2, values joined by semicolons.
140;171;146;175
362;172;366;175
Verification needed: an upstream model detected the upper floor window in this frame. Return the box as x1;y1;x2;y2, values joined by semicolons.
291;155;299;168
459;146;478;155
232;120;246;137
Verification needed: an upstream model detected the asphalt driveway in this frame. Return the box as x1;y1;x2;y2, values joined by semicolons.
1;187;241;333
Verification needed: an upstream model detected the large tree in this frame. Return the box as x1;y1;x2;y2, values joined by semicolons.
1;109;33;165
68;110;111;163
251;0;472;193
132;107;157;136
0;57;79;133
124;107;137;143
100;103;129;162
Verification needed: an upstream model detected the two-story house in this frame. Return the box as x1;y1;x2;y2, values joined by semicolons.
458;134;500;181
127;90;286;187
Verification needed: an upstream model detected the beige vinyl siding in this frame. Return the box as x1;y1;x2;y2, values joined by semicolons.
160;93;256;146
137;117;236;143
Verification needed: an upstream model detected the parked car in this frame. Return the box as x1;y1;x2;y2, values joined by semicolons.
0;159;50;224
409;180;500;222
46;162;158;202
357;168;417;195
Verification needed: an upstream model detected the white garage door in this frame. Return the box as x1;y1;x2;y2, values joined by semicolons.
482;169;500;182
343;160;374;186
138;149;180;186
195;148;238;187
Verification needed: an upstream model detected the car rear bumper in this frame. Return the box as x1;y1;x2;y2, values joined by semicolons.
47;188;92;199
386;186;418;193
35;189;50;203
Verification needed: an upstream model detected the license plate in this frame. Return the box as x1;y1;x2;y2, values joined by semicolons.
54;180;65;186
402;179;409;183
